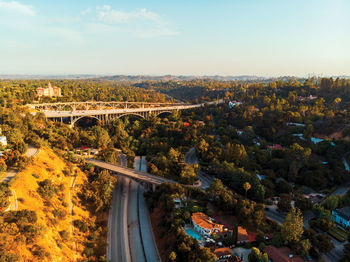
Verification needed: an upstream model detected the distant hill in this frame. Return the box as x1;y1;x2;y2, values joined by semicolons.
99;75;267;82
1;74;348;81
0;74;100;80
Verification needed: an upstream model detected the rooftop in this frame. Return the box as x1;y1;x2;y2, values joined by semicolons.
264;246;303;262
237;226;249;242
334;206;350;221
214;247;232;257
192;212;223;232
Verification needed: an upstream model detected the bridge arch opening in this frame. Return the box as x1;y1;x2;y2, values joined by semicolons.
72;116;100;128
110;113;145;122
155;111;173;118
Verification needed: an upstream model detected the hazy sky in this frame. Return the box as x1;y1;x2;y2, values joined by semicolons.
0;0;349;76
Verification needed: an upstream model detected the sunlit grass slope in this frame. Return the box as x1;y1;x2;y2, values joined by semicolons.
9;147;93;261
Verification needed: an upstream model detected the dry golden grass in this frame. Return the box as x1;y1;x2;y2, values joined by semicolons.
9;147;94;262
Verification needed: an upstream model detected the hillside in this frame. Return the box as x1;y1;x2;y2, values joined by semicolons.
0;147;110;261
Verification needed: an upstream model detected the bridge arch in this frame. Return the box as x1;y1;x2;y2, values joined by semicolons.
70;115;101;127
154;111;174;117
110;112;146;122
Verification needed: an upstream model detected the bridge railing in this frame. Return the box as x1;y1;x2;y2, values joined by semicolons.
27;101;185;111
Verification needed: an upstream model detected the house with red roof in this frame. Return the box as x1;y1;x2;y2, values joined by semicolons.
191;212;224;237
267;144;284;150
237;226;249;244
264;246;304;262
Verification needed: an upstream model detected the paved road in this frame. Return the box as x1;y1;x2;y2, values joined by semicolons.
108;153;160;262
184;147;291;225
128;180;147;262
1;146;40;183
108;177;131;262
331;152;350;197
322;238;344;262
138;185;161;262
1;146;39;213
184;147;213;190
4;189;17;212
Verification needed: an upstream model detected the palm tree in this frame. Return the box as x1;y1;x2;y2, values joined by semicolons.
243;182;251;199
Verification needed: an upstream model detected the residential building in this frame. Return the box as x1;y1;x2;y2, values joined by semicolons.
237;226;249;244
37;82;61;97
191;212;224;237
267;144;284;150
213;247;233;261
229;101;242;109
333;207;350;228
264;246;303;262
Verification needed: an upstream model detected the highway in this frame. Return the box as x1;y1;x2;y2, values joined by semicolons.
108;177;131;262
128;180;147;262
107;154;161;262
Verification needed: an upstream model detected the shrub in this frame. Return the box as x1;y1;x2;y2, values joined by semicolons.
37;179;58;199
52;209;67;220
30;245;50;259
59;230;70;241
4;210;37;224
73;219;88;233
0;182;11;208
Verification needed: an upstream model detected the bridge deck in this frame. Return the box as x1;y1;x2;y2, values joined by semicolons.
86;158;176;185
42;104;201;118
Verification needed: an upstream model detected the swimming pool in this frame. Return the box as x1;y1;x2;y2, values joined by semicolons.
185;228;201;240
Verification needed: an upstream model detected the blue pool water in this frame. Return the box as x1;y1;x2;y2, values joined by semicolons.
185;228;201;240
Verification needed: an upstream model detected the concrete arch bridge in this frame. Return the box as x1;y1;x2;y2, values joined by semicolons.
28;100;223;127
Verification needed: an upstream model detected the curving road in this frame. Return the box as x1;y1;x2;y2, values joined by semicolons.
184;147;213;190
1;146;40;213
1;146;40;183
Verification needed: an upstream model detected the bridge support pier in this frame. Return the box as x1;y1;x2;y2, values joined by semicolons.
139;182;156;192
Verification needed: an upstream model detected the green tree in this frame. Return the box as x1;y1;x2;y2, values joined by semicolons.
281;208;304;244
300;239;311;258
248;247;268;262
278;194;292;212
169;251;177;261
244;182;251;199
322;195;340;210
179;164;197;184
311;234;334;253
0;182;11;208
